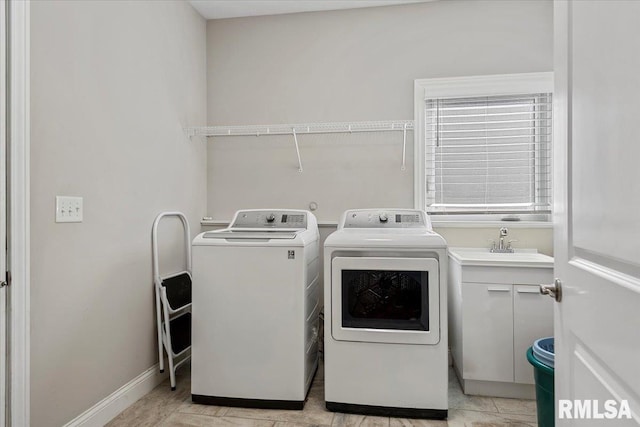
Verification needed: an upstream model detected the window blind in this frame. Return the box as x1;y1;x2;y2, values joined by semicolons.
425;93;552;215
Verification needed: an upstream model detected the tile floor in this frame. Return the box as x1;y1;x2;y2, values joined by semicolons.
106;363;538;427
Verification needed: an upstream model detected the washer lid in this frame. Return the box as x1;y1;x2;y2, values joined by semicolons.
202;230;300;240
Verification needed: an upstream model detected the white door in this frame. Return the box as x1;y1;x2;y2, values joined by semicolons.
554;1;640;425
0;0;8;424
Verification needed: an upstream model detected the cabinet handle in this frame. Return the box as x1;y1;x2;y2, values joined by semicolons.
487;287;510;292
517;288;540;294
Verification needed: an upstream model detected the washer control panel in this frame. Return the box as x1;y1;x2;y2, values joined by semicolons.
342;209;429;229
231;210;307;229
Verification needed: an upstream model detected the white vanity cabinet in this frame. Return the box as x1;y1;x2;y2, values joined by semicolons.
448;248;554;399
513;284;553;384
461;283;514;384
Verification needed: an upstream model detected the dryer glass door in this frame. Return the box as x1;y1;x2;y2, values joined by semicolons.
331;257;440;345
342;269;428;331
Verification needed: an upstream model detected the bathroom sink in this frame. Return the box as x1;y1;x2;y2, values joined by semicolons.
448;247;554;268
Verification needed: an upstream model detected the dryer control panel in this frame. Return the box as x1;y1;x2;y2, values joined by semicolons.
230;210;308;229
341;209;431;230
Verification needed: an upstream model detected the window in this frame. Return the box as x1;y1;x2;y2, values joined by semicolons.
414;73;553;222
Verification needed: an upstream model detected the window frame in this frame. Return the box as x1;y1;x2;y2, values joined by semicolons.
413;72;554;225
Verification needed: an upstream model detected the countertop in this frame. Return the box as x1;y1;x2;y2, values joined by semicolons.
448;247;554;268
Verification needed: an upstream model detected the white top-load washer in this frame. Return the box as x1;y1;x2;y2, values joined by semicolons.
324;209;448;419
191;209;320;409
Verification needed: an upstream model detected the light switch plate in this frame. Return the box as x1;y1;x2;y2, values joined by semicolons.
56;196;83;223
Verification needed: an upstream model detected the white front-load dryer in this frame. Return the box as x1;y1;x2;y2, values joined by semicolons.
191;209;320;409
324;209;448;419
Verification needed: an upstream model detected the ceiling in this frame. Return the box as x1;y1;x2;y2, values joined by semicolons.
189;0;433;20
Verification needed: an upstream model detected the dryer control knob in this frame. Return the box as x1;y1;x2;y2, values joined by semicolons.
266;213;276;222
379;213;389;223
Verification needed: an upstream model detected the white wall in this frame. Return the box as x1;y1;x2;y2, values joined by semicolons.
205;0;554;254
30;1;206;425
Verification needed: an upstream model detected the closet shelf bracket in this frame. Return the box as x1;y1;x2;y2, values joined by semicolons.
292;128;303;172
401;123;407;171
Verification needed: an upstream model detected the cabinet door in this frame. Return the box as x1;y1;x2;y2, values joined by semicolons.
513;284;553;384
462;283;514;382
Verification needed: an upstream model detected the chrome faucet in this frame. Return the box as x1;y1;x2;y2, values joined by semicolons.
489;228;516;253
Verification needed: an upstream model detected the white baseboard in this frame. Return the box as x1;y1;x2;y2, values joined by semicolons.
63;364;167;427
462;379;535;400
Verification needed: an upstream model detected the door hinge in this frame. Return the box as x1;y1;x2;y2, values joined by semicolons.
0;271;10;287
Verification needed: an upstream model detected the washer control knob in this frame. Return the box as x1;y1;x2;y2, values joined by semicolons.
379;213;389;223
266;213;276;223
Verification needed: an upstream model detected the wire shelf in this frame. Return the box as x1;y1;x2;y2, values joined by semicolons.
186;120;414;172
186;120;414;138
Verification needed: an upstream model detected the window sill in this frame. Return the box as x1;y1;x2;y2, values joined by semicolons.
432;220;552;229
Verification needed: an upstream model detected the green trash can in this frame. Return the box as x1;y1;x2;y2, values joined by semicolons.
527;347;555;427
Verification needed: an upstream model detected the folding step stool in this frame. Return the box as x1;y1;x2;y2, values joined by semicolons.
152;212;192;390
